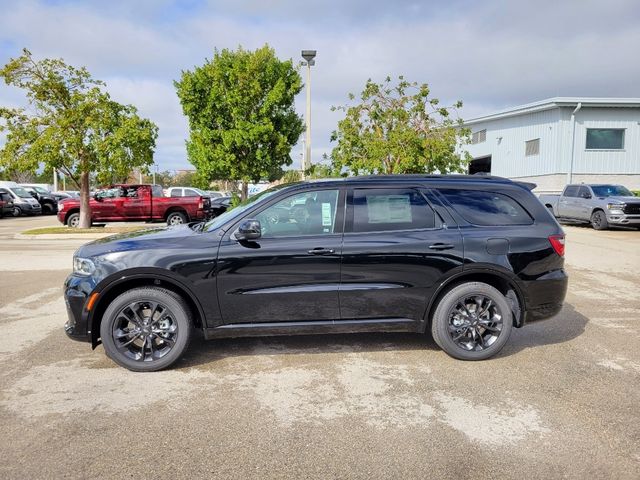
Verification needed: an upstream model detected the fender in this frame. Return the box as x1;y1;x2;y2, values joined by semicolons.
422;264;527;330
87;267;209;348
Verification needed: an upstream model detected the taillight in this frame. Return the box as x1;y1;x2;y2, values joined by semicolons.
548;234;565;257
198;199;203;209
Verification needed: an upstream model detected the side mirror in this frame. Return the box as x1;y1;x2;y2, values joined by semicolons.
93;193;102;201
234;219;262;241
582;193;591;199
30;191;39;199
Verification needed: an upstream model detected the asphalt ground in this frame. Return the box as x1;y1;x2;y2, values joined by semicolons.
0;215;639;479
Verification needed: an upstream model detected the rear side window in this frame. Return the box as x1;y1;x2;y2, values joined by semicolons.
563;186;579;197
439;189;533;226
352;188;438;232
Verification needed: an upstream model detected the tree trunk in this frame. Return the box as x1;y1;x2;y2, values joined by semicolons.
241;181;249;201
79;171;92;228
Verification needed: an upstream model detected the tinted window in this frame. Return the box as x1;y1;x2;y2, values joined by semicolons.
586;128;624;150
563;186;579;197
577;186;591;199
439;189;532;226
151;185;164;197
352;189;437;232
184;189;199;197
255;189;340;238
590;185;633;197
170;189;182;197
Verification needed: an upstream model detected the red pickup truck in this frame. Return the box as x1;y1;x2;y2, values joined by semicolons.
57;184;211;227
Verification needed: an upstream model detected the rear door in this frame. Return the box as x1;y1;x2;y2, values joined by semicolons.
120;186;148;219
339;186;464;323
558;186;579;218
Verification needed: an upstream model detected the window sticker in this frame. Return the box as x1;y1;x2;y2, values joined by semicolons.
321;202;332;227
367;195;412;223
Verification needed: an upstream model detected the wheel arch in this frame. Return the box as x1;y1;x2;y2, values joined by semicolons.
164;207;189;221
64;208;80;225
88;270;206;348
424;268;526;331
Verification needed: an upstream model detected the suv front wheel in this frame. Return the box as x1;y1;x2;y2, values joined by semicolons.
100;287;192;372
431;282;513;361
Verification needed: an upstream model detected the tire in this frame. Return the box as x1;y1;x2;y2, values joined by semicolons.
590;210;608;230
166;211;188;226
42;202;55;214
431;282;513;361
67;212;81;228
100;287;193;372
13;206;22;217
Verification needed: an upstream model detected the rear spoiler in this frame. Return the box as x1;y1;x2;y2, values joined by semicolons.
513;181;537;191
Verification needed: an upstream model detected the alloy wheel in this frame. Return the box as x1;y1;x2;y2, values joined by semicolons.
112;301;179;362
447;294;503;351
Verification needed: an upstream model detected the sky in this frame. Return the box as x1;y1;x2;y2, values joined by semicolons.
1;0;639;172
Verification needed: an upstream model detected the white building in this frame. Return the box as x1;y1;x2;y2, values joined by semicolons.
462;97;640;192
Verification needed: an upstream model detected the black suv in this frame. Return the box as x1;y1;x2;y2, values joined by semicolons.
63;175;568;371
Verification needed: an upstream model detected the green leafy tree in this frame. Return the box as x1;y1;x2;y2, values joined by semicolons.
330;76;470;175
0;49;158;227
175;45;304;200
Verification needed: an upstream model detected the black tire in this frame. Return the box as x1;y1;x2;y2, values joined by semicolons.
166;211;188;226
67;212;81;228
42;202;56;214
431;282;513;361
590;210;608;230
13;206;22;217
100;287;192;372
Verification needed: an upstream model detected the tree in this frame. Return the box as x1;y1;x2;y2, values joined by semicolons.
175;45;304;200
0;49;158;227
330;76;470;176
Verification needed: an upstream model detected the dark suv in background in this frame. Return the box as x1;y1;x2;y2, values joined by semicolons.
63;175;568;371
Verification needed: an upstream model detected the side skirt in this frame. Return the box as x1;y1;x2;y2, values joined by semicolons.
203;318;420;339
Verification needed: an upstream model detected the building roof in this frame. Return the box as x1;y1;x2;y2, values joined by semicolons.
464;97;640;126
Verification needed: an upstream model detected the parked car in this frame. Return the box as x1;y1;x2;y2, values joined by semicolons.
539;184;640;230
205;190;223;198
0;188;15;218
53;190;80;199
210;196;231;217
63;174;568;371
165;187;211;198
57;184;212;227
0;181;42;216
21;185;60;214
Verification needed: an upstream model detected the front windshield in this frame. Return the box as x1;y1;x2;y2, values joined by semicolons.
591;185;633;197
34;187;49;194
204;184;293;232
12;187;32;198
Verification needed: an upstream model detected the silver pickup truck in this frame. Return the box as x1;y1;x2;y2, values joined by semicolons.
539;184;640;230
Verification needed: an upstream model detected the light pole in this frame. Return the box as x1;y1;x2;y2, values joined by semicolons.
301;50;316;179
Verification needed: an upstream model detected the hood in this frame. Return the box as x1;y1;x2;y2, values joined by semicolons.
77;224;202;257
599;196;640;203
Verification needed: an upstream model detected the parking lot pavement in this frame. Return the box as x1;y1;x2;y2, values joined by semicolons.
0;222;638;479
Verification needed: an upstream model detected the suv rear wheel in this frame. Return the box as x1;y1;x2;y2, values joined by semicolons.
431;282;512;361
100;287;192;372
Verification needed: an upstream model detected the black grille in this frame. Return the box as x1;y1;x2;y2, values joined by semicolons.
623;203;640;214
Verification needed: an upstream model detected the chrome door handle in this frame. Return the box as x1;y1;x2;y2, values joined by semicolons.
308;248;335;255
429;243;454;250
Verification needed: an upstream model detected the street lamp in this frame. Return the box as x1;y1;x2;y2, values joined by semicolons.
301;50;316;179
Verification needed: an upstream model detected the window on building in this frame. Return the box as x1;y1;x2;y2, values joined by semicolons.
352;189;439;232
525;138;540;156
586;128;625;150
471;129;487;144
439;189;533;226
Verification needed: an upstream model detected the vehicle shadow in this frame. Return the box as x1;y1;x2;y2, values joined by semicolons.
177;302;588;368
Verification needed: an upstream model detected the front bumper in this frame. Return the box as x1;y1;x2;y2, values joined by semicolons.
16;202;42;215
63;274;98;342
522;269;568;324
606;213;640;226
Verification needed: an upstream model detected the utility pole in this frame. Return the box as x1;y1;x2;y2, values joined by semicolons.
301;50;316;179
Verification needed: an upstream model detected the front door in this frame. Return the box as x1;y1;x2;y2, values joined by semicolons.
216;188;344;324
340;187;464;322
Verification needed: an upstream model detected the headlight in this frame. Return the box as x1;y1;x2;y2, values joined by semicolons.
607;203;625;213
58;202;65;211
73;257;95;276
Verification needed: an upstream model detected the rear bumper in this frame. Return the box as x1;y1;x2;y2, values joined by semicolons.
63;274;96;342
522;269;568;324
